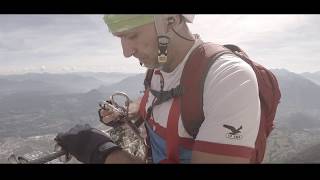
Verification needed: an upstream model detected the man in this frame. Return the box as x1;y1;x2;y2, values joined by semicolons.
55;15;261;164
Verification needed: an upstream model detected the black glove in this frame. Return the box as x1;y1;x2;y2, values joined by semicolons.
55;124;121;164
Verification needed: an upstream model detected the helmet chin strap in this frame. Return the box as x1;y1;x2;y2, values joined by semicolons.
154;15;171;70
153;15;195;70
157;35;170;68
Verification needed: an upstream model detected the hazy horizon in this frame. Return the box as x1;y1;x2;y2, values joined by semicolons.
1;15;320;75
0;67;316;76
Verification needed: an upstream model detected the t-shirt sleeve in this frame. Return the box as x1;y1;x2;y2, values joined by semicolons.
193;54;261;159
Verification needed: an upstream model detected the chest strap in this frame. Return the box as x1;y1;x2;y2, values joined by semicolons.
149;84;183;106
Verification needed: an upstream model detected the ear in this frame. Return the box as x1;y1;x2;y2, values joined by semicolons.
166;15;181;31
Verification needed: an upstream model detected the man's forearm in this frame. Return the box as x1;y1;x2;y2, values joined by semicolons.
104;149;146;164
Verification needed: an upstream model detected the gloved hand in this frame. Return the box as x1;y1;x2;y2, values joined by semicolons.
55;124;120;164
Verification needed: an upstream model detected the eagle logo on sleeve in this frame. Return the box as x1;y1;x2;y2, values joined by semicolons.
223;124;243;140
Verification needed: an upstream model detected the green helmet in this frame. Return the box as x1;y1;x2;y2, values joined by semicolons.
103;14;194;33
103;15;154;33
103;14;195;69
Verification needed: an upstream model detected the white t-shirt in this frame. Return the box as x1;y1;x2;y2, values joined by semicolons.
144;37;261;161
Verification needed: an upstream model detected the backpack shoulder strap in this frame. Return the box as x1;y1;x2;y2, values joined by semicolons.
180;43;233;138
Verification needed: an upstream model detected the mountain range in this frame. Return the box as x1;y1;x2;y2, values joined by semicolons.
1;69;320;163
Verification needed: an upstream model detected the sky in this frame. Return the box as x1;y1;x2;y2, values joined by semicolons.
0;14;319;75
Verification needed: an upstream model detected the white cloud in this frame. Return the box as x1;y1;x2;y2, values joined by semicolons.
189;15;320;73
189;15;310;43
40;65;46;72
0;15;319;74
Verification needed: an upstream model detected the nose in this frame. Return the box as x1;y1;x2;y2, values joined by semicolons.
120;37;135;58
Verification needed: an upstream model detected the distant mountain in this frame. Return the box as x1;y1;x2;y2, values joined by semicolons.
284;112;320;130
263;126;320;163
0;77;68;98
300;71;320;86
286;143;320;163
73;72;137;84
0;72;138;98
0;73;105;95
0;90;106;138
271;69;320;112
0;133;82;163
97;73;145;99
0;72;142;138
0;73;144;138
2;69;320;163
0;124;121;164
270;69;320;130
264;69;320;163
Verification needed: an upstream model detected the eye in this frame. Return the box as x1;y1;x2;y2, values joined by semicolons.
127;33;138;40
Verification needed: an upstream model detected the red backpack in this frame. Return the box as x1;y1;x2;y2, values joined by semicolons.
143;43;281;163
